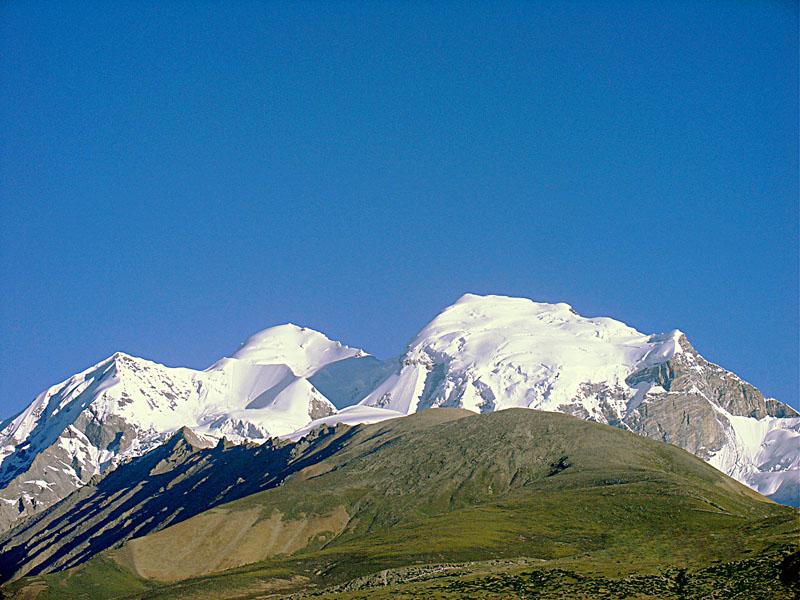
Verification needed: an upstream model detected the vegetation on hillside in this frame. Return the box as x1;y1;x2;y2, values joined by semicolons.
3;409;798;599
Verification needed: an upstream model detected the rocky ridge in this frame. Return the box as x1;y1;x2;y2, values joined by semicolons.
0;325;359;531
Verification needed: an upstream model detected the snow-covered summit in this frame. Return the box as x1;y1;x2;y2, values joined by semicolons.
425;294;684;355
362;293;684;417
231;323;364;376
360;293;798;505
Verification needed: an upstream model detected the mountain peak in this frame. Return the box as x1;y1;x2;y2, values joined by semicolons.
231;324;364;376
448;293;578;318
1;294;797;540
101;351;163;376
417;293;643;348
174;426;217;450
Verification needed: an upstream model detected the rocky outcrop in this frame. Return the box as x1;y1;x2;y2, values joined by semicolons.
0;413;152;533
624;392;729;460
620;335;797;460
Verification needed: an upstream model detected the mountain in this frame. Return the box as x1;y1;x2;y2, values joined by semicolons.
0;325;363;531
0;426;300;583
359;294;800;505
3;409;798;599
1;293;797;536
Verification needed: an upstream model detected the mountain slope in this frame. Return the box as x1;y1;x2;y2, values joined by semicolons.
359;294;799;504
0;426;310;583
0;325;361;532
1;292;797;538
4;409;797;600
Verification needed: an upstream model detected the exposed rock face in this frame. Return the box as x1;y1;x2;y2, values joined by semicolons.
0;358;164;533
624;392;728;460
622;336;746;457
618;334;799;506
626;334;787;418
0;417;146;533
308;396;337;420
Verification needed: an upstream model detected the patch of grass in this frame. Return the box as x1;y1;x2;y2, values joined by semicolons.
3;558;154;600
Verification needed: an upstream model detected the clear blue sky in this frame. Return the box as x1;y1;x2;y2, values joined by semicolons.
1;1;797;416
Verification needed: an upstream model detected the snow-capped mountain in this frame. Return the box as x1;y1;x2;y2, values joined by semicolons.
1;294;798;533
0;324;362;531
358;294;799;505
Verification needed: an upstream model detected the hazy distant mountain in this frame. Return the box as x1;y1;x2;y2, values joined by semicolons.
1;294;797;535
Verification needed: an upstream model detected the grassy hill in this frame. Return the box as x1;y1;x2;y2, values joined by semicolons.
3;408;798;599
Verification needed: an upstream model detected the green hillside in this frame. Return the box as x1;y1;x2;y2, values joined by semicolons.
4;409;798;599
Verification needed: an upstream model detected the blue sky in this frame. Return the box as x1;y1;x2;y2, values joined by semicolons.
1;1;797;415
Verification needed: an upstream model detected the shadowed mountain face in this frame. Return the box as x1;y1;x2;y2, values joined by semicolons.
0;424;355;583
308;355;396;409
3;409;797;600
